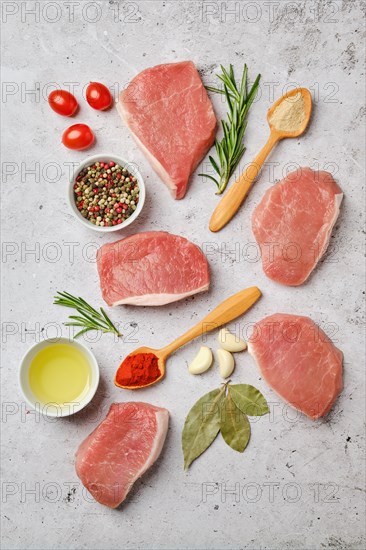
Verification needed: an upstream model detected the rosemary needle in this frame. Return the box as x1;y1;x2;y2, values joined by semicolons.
54;291;122;339
200;64;261;194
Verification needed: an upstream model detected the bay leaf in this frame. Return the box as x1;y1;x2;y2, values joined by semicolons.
229;384;269;416
182;387;225;469
220;394;251;453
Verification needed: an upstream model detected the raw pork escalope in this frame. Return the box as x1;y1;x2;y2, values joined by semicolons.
252;168;343;286
97;231;210;306
248;313;343;419
75;402;169;508
117;61;217;199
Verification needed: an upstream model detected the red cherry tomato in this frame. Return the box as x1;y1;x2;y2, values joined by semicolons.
62;124;95;150
86;82;112;110
48;90;78;116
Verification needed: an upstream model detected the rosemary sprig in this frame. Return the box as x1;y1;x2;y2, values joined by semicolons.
54;291;122;339
200;64;261;194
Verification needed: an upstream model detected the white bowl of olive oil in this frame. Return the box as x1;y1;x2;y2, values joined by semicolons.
19;338;99;417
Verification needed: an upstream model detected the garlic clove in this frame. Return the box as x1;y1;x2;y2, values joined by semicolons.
218;328;247;352
188;346;213;375
217;348;235;378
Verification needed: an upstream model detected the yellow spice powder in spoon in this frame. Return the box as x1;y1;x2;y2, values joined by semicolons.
269;92;306;132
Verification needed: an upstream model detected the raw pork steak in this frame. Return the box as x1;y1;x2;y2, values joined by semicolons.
248;314;343;419
75;402;169;508
252;168;343;286
117;61;217;199
97;231;210;306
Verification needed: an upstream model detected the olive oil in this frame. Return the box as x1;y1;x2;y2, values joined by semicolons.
28;344;91;406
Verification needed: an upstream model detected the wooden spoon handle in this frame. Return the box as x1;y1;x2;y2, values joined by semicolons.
209;131;279;232
162;286;261;357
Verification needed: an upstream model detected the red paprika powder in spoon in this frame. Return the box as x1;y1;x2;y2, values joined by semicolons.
115;353;161;388
115;288;262;390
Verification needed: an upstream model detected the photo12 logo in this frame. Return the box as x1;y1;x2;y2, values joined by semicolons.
1;480;135;504
200;238;341;267
1;1;142;24
1;80;131;106
1;240;100;266
201;481;340;504
1;319;139;345
200;1;341;25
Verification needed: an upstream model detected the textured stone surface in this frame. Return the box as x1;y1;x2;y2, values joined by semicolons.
1;1;365;549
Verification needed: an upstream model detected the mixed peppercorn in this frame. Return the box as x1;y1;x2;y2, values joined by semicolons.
73;161;140;227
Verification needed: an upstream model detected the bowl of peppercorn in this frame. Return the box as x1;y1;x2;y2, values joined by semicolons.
68;153;146;231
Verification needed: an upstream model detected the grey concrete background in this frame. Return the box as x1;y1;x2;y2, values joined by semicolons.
1;1;365;549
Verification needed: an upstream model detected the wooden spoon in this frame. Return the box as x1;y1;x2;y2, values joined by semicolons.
209;88;312;232
115;286;261;389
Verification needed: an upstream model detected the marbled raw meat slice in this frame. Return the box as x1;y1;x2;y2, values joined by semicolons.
248;313;343;419
252;168;343;286
75;402;169;508
97;231;210;306
117;61;217;199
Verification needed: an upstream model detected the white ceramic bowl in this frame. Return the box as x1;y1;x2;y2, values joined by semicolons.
68;153;146;232
19;338;100;418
